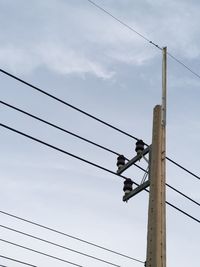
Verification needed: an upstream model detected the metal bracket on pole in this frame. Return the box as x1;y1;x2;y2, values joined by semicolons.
117;146;151;175
123;180;150;202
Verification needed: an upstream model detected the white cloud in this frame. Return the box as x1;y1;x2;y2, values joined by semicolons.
36;43;115;79
0;0;200;78
0;45;39;74
0;43;114;79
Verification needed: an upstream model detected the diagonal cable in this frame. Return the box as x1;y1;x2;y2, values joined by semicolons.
137;165;200;207
0;68;199;183
166;156;200;181
0;122;199;224
0;100;120;157
0;255;37;267
0;224;120;267
1;100;199;208
86;0;162;50
0;210;144;264
0;239;84;267
0;68;139;141
86;0;200;80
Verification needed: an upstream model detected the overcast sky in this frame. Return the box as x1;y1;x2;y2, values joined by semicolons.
0;0;200;266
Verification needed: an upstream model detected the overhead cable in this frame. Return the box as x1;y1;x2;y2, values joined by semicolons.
86;0;200;80
87;0;162;49
0;255;37;267
0;123;199;224
0;100;120;157
0;68;139;141
0;239;84;267
0;68;199;183
166;183;200;207
167;52;200;80
0;122;136;184
1;100;199;208
0;224;120;267
166;156;200;181
165;201;200;223
138;165;200;207
0;210;144;264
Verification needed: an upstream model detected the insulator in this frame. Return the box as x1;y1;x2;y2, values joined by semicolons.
123;178;133;194
117;155;125;169
135;139;145;155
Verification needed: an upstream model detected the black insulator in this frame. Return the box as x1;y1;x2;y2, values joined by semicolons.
117;155;126;167
123;178;133;193
135;139;145;154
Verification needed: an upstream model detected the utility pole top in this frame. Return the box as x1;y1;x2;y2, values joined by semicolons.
162;47;167;127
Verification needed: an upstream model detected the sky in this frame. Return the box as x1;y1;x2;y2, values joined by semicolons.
0;0;200;266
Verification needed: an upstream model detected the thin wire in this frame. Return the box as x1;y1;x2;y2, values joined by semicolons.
1;101;199;208
0;239;84;267
1;119;199;208
0;122;138;184
0;123;199;224
166;183;200;207
86;0;162;50
87;0;200;80
138;165;200;207
86;1;200;182
0;255;37;267
1;69;199;184
0;225;120;267
0;100;120;157
167;52;200;79
0;100;149;174
0;211;144;264
0;68;139;141
165;201;200;223
166;156;200;181
143;188;200;223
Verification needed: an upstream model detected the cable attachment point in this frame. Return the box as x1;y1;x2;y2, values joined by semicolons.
135;140;145;160
117;155;126;171
123;178;134;201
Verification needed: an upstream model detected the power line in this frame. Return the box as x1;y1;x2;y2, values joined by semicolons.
138;165;200;207
0;123;199;224
87;0;162;50
0;68;139;141
166;156;200;181
0;122;137;184
86;0;200;80
0;210;144;264
1;100;199;208
167;52;200;80
166;183;200;207
0;99;145;172
165;201;200;223
85;2;200;182
143;187;200;223
0;225;120;267
0;239;84;267
0;69;199;184
0;100;120;157
0;255;37;267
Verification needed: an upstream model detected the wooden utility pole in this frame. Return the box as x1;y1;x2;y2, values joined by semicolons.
118;47;167;267
146;47;167;267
